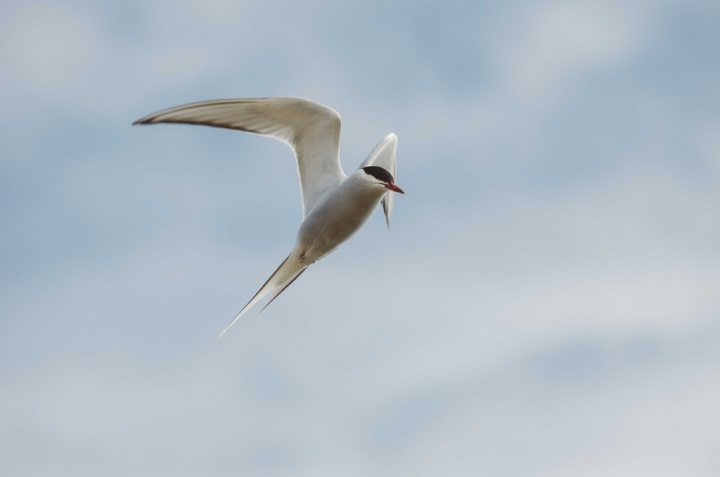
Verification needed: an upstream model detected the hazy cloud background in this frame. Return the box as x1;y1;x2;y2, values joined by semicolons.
2;0;720;475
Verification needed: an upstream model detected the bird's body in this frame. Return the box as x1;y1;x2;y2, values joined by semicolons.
297;171;389;263
133;97;402;335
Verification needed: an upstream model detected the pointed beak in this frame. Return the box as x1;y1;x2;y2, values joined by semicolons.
384;183;405;194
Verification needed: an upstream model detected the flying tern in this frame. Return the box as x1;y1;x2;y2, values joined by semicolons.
133;97;403;336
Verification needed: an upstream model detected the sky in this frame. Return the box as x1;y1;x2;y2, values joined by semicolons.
2;0;720;475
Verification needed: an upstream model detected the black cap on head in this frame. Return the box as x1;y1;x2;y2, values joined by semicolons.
362;166;395;184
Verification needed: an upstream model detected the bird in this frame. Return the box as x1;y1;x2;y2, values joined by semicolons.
133;97;403;336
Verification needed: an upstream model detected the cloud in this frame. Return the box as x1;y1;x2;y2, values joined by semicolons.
500;0;646;103
1;3;101;92
2;0;720;475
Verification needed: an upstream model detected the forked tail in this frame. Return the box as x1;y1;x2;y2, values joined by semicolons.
219;254;307;337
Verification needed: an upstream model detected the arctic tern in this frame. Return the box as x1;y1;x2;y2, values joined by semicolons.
133;97;403;336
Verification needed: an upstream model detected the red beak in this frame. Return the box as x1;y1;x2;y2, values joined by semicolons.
384;183;405;194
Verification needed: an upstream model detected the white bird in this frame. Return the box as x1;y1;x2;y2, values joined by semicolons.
134;97;403;336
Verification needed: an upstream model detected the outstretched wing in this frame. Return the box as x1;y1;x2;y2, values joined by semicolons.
134;97;346;216
358;133;398;227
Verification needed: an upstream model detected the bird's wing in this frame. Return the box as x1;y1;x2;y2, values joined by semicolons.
134;97;345;216
358;133;398;227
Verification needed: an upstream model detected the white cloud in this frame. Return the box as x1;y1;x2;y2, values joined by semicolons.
501;0;645;103
697;119;720;178
1;4;100;91
187;0;248;27
41;387;150;436
2;0;720;475
350;167;720;391
537;362;720;477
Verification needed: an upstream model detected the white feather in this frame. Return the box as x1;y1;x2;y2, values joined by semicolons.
135;98;401;335
134;97;345;216
359;133;398;226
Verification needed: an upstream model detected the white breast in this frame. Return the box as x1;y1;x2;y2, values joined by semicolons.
296;174;386;262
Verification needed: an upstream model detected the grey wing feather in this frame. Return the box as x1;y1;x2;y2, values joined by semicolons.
359;133;398;227
134;97;346;216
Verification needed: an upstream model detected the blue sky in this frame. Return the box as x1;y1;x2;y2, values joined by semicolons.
2;0;720;475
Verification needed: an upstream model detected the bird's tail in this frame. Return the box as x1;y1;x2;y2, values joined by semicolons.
219;254;307;337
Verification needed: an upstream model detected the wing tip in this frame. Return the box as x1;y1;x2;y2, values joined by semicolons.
132;116;156;126
382;195;393;229
382;133;398;148
379;133;398;150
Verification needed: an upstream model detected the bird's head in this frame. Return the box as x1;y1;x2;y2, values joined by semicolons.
361;166;404;194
